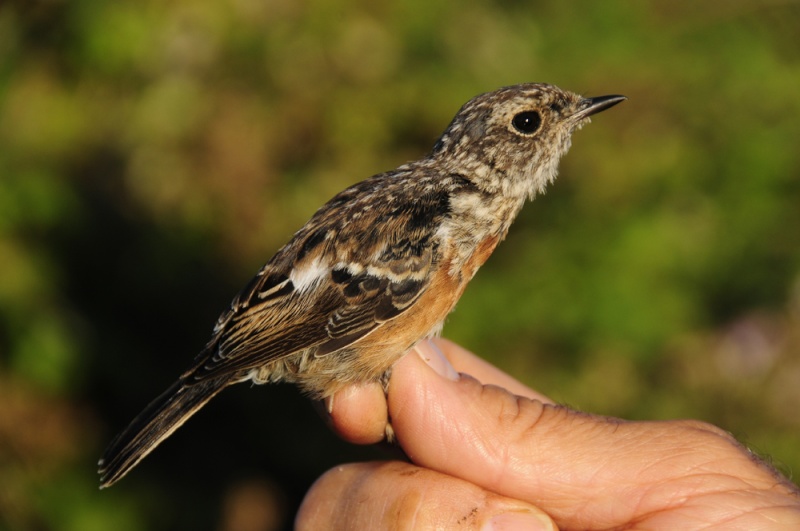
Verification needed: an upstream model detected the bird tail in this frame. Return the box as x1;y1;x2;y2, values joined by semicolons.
98;376;231;488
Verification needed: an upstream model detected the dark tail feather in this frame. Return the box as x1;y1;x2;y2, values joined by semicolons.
98;376;231;488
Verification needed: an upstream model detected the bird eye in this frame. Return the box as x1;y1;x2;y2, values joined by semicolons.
511;111;542;135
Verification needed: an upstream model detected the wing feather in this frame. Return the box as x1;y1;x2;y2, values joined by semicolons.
183;178;450;382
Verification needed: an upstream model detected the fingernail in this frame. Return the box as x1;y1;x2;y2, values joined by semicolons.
483;510;556;531
414;339;459;381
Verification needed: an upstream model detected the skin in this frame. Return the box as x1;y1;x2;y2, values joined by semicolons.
298;339;800;530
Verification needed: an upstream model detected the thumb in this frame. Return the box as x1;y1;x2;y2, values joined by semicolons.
388;341;775;530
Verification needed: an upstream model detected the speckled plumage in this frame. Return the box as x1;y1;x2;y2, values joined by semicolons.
98;83;625;488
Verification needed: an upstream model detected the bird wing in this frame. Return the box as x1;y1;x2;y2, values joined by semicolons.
184;181;449;382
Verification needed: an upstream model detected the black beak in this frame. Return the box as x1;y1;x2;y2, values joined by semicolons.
573;94;627;120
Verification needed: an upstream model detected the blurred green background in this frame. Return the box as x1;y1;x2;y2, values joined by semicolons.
2;0;799;529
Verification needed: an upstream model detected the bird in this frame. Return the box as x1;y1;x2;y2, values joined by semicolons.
98;83;625;488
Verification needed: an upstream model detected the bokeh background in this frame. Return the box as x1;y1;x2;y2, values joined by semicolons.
2;1;800;529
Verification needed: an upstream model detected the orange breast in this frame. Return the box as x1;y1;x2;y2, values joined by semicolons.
349;234;502;377
462;234;500;281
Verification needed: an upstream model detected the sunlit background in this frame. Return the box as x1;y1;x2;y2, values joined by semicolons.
2;1;799;529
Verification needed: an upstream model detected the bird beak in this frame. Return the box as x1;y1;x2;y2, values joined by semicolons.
572;94;627;121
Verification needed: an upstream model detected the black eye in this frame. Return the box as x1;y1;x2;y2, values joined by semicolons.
511;111;542;134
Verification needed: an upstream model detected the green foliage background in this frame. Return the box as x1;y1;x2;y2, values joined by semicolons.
2;1;799;529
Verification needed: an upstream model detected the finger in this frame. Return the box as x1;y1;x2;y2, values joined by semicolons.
323;381;387;445
388;349;799;530
296;461;557;531
325;338;551;444
429;338;554;403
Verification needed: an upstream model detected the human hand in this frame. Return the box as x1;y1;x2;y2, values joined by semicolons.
297;339;800;529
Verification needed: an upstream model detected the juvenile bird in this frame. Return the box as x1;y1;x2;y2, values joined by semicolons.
98;83;625;488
